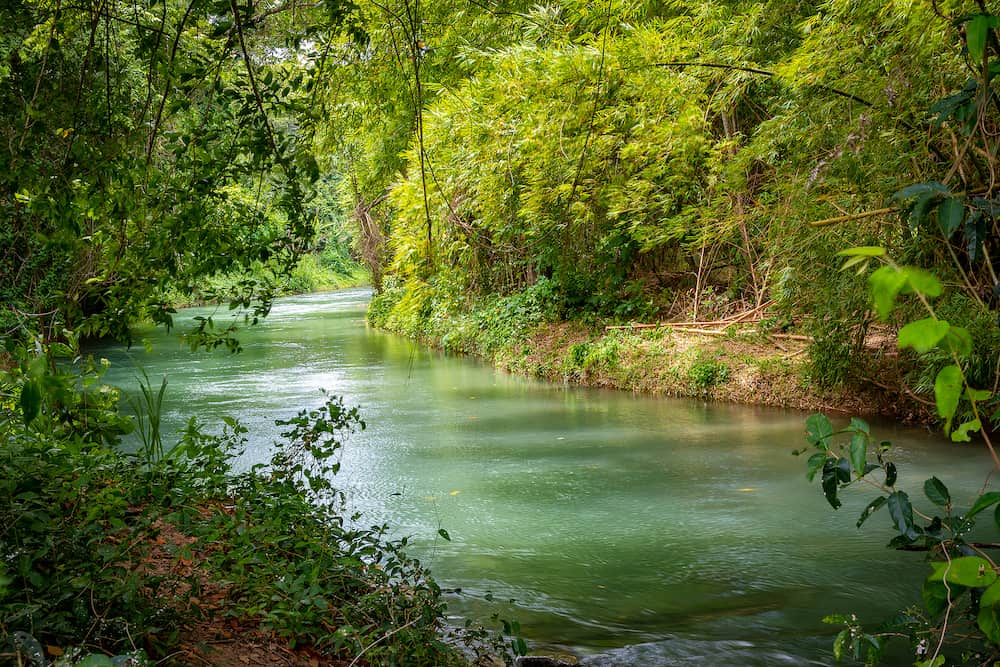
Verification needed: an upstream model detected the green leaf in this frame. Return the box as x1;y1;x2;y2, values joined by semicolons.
893;181;949;201
832;628;849;661
19;380;41;426
857;496;887;528
437;528;451;541
952;418;982;442
805;413;834;447
923;576;961;616
868;266;906;320
965;491;1000;520
942;326;974;356
888;491;917;539
848;417;870;435
923;477;951;507
806;452;827;482
938;196;964;238
821;461;842;510
884;462;897;487
915;657;946;667
899;267;943;299
76;656;115;667
934;365;963;433
898;318;951;353
929;556;997;588
837;246;886;257
967;387;992;402
978;580;1000;643
849;433;867;476
967;14;1000;62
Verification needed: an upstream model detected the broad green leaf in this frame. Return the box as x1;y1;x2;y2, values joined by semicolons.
929;556;997;588
938;196;964;238
977;580;1000;643
965;491;1000;520
837;246;886;257
848;417;870;435
934;365;963;432
898;318;951;353
893;181;949;201
967;14;1000;62
868;266;906;320
899;267;943;299
909;192;939;232
967;387;992;402
923;477;951;507
922;576;961;616
952;418;982;442
888;491;916;539
849;433;867;476
915;657;945;667
857;496;887;528
943;326;973;356
806;452;827;482
805;413;833;447
19;380;41;426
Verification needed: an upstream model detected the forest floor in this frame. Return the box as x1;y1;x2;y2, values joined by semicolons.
494;320;932;424
144;518;352;667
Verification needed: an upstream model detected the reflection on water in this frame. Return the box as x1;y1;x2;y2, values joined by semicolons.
94;288;999;666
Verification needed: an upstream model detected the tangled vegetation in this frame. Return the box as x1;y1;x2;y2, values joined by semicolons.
0;342;513;665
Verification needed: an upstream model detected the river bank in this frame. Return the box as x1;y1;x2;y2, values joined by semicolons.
367;285;931;424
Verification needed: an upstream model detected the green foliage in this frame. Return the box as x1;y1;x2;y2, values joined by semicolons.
688;356;730;392
801;413;1000;663
1;347;515;665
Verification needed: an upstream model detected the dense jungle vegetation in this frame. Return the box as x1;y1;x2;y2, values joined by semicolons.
3;0;1000;664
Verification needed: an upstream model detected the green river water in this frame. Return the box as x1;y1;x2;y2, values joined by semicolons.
94;288;998;666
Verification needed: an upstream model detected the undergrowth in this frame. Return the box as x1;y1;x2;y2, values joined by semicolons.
0;340;514;666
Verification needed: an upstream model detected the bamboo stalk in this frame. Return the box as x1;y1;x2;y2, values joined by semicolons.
809;207;896;227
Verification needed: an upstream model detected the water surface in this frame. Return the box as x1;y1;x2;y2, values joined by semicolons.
95;289;998;665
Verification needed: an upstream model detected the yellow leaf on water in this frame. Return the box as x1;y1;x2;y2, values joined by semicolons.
424;495;438;502
738;487;756;492
449;490;461;496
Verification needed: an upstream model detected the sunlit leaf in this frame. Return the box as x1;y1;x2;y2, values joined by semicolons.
837;246;886;257
898;318;951;353
934;365;963;433
849;433;867;476
868;266;906;320
805;413;834;447
952;418;982;442
929;556;997;588
899;267;943;299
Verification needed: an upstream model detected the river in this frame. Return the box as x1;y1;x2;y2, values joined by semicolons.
94;288;998;665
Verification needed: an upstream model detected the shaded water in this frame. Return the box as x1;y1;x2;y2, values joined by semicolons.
95;289;998;665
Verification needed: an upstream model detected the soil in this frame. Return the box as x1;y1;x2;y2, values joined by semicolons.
496;320;934;424
139;515;353;667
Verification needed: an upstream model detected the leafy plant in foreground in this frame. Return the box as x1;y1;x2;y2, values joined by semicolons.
801;247;999;666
